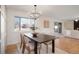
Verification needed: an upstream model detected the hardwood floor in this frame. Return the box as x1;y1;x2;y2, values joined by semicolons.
5;44;17;54
5;37;79;54
5;43;68;54
55;37;79;53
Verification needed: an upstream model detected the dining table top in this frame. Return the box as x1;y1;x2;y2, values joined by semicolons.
24;33;56;43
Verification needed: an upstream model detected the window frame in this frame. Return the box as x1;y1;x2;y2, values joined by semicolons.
15;16;34;31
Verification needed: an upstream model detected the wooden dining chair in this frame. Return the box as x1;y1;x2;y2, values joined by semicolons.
43;36;56;53
20;33;32;53
43;41;52;53
20;33;23;49
20;33;42;54
22;35;34;54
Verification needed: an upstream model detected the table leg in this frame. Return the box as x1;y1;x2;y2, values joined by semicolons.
34;41;38;54
52;40;54;53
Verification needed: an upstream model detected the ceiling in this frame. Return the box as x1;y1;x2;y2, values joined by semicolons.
6;5;79;20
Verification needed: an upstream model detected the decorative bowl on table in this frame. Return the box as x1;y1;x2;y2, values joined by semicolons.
32;32;38;37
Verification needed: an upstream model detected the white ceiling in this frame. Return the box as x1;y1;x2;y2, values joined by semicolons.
6;5;79;20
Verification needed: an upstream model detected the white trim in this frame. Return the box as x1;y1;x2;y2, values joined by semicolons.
0;40;1;42
0;8;1;11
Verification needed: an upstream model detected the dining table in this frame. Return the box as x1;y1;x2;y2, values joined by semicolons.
24;33;56;54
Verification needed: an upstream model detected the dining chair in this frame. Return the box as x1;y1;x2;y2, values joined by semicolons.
20;33;32;53
20;33;42;54
20;33;23;49
43;41;52;53
22;37;33;53
43;36;56;53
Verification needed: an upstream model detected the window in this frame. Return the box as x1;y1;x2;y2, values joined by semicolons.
15;16;34;31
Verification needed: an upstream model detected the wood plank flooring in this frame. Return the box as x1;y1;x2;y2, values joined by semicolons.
5;44;17;54
5;37;79;54
55;37;79;53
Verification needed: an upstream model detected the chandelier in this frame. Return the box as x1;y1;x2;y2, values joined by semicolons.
29;5;41;20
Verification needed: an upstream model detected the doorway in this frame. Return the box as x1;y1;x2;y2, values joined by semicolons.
54;22;62;33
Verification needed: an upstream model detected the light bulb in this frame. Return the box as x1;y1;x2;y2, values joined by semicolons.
55;26;58;29
75;19;78;22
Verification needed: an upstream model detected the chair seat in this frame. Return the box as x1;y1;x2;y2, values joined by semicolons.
25;43;41;53
26;42;41;49
25;44;34;52
25;43;33;49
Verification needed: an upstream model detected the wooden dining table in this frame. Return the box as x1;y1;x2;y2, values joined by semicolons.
24;33;56;54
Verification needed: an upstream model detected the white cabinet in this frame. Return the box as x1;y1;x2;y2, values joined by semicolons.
64;20;74;30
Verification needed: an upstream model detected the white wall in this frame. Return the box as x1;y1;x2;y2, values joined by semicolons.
6;8;56;45
6;8;79;45
6;8;30;45
36;16;54;35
